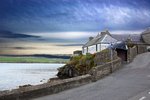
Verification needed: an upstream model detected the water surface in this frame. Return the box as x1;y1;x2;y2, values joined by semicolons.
0;63;64;91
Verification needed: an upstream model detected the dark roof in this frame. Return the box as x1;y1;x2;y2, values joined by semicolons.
83;34;105;47
111;42;128;50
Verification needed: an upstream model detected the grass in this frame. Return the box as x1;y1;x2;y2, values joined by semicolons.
0;56;69;63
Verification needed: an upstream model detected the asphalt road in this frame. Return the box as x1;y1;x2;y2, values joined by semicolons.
32;52;150;100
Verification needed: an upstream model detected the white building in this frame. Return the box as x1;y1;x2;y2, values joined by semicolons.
82;30;118;55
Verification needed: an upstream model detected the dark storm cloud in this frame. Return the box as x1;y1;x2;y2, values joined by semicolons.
0;0;150;33
0;30;40;38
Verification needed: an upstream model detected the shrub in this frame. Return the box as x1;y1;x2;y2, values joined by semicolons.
57;53;96;78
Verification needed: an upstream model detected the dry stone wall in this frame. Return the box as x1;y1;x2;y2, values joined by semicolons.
94;49;118;66
0;75;92;100
127;45;147;62
137;45;147;54
127;46;138;62
90;58;121;81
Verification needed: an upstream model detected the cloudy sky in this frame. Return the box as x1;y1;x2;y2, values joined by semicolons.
0;0;150;54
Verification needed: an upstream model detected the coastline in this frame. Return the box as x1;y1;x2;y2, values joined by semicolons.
0;56;69;63
0;57;122;100
0;63;65;91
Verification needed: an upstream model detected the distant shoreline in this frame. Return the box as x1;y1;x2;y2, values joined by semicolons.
0;62;66;64
0;54;71;59
0;56;69;63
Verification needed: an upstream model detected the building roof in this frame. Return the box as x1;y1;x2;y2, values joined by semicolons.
83;31;118;47
83;34;104;47
111;42;128;50
141;27;150;44
111;34;141;42
142;27;150;34
98;34;117;44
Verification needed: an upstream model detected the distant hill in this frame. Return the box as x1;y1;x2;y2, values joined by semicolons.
0;54;71;59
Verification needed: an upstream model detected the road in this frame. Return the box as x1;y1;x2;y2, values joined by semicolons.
32;52;150;100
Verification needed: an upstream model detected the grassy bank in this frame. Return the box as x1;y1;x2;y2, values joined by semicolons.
0;56;69;63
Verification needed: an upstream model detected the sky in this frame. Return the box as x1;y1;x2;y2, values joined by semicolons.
0;0;150;54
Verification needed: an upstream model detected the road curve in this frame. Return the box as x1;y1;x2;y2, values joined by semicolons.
32;52;150;100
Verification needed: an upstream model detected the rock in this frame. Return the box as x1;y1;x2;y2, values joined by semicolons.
19;84;32;88
57;65;79;79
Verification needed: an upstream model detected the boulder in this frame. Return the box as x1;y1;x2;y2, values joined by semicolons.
57;65;79;79
142;28;150;44
19;84;32;89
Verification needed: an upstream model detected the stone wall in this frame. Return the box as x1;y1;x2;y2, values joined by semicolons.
94;49;118;66
0;75;92;100
137;45;147;54
90;58;121;81
127;46;138;62
127;45;147;62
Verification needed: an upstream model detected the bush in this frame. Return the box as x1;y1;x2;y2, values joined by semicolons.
57;53;96;78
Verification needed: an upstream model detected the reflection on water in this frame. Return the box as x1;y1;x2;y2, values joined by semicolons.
0;63;64;91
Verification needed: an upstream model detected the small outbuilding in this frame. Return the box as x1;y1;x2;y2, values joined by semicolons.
112;42;128;62
73;50;82;56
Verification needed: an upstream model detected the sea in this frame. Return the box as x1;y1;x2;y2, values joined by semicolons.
0;63;64;91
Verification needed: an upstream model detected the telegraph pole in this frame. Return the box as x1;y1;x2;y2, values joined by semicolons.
110;43;113;73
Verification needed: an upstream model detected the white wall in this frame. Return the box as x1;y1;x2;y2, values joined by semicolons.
97;44;101;51
100;44;110;51
82;47;87;55
83;44;110;55
97;44;110;51
88;45;96;54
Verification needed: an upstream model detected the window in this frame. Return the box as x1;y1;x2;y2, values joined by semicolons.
96;44;98;51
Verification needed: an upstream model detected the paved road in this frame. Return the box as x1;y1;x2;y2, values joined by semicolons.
32;52;150;100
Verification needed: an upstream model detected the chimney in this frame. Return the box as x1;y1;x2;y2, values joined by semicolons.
89;36;94;41
101;32;106;36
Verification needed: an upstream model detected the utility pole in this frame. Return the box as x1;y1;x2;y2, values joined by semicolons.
110;43;113;73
